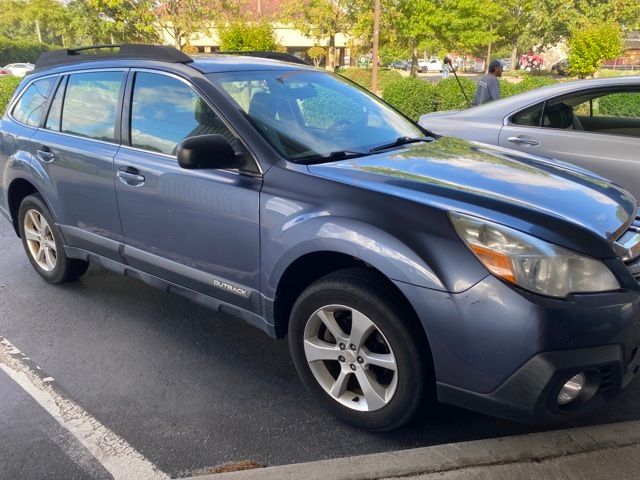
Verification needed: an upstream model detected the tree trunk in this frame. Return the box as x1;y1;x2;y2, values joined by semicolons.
510;43;518;71
410;39;418;77
35;19;42;44
485;42;492;73
174;31;182;51
326;34;336;71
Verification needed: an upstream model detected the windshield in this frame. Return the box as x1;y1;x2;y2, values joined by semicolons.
208;70;424;161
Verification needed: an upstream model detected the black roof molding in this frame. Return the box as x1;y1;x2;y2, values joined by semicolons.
35;44;193;68
217;51;311;66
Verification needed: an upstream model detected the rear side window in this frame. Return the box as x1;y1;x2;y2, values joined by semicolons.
44;77;67;131
511;103;543;127
61;72;123;142
130;72;237;155
12;77;55;127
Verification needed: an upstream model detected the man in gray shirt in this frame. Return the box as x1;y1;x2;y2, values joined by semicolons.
472;60;505;106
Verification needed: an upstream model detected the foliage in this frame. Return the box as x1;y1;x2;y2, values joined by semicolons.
518;76;558;91
598;93;640;118
152;0;237;50
80;0;158;44
0;37;53;65
435;78;476;110
218;22;277;51
337;68;402;92
382;77;439;120
568;21;625;78
282;0;358;69
307;46;326;67
0;76;21;114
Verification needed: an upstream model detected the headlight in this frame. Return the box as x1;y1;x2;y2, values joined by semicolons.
449;212;620;298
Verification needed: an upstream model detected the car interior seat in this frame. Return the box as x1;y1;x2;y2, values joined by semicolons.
543;102;583;130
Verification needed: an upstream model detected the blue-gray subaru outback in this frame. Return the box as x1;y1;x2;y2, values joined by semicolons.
1;45;639;431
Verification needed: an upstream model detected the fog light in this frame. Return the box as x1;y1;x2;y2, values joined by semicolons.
557;373;586;405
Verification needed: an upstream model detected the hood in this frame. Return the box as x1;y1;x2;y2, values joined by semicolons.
308;137;636;251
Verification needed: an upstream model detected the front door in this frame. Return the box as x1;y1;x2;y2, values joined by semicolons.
113;70;261;311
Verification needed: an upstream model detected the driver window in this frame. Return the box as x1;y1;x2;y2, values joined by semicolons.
130;72;238;155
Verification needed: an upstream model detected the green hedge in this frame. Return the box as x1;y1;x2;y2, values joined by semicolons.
0;76;21;114
0;38;54;66
382;78;439;120
435;78;476;110
500;77;558;98
337;68;402;93
598;93;640;118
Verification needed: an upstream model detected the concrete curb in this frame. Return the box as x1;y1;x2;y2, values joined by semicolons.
182;420;640;480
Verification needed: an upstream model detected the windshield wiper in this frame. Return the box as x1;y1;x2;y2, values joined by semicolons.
293;150;370;164
368;136;432;153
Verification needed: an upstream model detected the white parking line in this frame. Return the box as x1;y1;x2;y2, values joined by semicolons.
0;336;169;480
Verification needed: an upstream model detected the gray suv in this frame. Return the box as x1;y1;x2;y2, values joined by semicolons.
1;45;639;431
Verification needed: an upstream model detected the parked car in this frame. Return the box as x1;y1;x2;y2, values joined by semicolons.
0;67;9;77
391;59;410;70
419;76;640;199
2;63;35;77
551;59;570;76
418;58;443;72
2;45;639;431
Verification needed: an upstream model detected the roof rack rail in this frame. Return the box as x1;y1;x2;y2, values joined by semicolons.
35;44;192;69
218;51;311;66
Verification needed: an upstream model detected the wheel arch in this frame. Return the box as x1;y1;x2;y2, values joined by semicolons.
7;177;40;236
271;251;433;361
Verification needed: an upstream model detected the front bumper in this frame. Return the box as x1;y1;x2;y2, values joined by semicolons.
437;344;639;423
393;275;640;423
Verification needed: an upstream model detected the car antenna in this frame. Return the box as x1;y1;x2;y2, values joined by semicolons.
444;57;470;107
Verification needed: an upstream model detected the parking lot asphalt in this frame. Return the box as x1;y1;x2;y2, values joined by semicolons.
1;219;640;479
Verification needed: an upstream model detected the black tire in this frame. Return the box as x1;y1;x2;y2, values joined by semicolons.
18;194;89;284
288;268;431;431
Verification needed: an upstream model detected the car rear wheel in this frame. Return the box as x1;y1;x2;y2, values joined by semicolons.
18;194;89;283
289;268;429;431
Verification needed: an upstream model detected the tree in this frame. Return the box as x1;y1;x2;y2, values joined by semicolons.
282;0;357;70
80;0;158;45
568;21;624;77
153;0;237;51
219;22;278;51
307;45;326;66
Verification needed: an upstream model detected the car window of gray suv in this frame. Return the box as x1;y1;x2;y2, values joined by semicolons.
11;77;55;127
61;71;124;142
130;71;239;156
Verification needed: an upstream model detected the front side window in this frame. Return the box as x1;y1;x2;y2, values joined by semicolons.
61;71;123;142
130;72;237;155
12;77;55;127
209;70;423;160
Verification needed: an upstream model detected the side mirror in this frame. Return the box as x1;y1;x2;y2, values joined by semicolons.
177;134;238;170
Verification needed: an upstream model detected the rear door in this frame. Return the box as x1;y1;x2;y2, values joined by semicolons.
113;70;262;311
499;88;640;198
30;70;126;259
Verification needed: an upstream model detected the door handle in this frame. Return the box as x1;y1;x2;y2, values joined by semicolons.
117;167;145;185
36;147;55;163
507;136;540;147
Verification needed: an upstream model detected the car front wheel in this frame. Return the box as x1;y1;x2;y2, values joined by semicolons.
289;268;430;431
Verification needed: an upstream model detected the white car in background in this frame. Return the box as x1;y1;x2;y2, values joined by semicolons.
3;63;35;77
418;58;443;72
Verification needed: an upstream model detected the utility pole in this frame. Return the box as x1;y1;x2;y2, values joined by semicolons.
371;0;381;93
257;0;262;17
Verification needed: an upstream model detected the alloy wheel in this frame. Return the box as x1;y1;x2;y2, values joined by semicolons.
303;304;398;412
23;209;57;272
